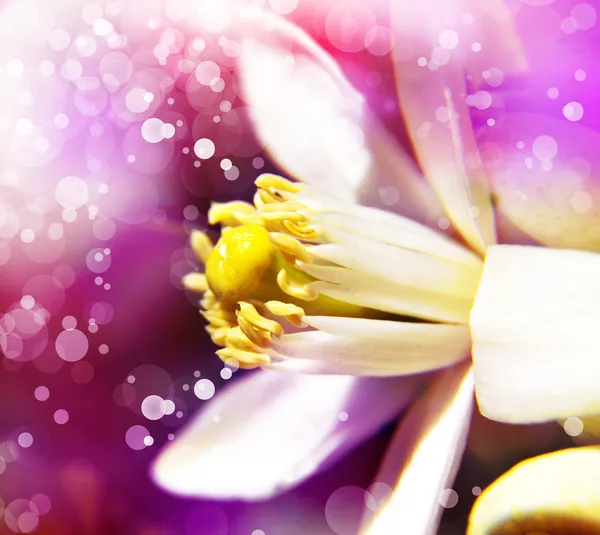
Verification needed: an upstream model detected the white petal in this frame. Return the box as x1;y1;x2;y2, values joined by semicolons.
152;371;420;499
236;8;441;221
362;364;474;535
304;267;473;324
269;319;470;376
390;0;526;253
468;447;600;534
307;239;481;300
314;209;482;269
470;245;600;423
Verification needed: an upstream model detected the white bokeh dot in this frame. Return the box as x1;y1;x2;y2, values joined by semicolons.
194;138;216;159
564;416;584;436
18;432;33;448
439;488;459;508
194;378;215;400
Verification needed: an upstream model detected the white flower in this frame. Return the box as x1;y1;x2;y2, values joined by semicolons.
154;2;600;533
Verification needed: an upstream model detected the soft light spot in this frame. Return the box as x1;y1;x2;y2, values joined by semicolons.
438;29;459;50
532;135;558;160
194;138;215;159
125;425;150;450
18;432;33;448
364;26;394;56
563;101;584;122
56;176;89;209
20;229;35;243
125;88;152;113
34;386;50;401
472;486;481;496
471;42;482;52
49;29;71;51
93;18;114;36
547;87;559;99
220;368;232;380
54;409;69;425
194;378;215;400
269;0;298;14
61;59;83;82
571;3;597;30
141;395;171;421
466;91;492;110
7;58;24;77
55;329;89;362
575;69;587;81
439;488;459;508
570;190;593;213
141;118;165;144
564;416;584;436
16;119;34;136
195;61;221;85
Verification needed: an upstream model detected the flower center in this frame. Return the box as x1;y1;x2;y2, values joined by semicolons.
205;224;275;306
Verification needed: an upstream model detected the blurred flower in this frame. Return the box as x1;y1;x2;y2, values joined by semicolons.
153;1;600;534
468;446;600;534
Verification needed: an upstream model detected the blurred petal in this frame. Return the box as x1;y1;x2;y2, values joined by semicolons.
389;0;525;254
481;113;600;251
468;447;600;534
361;363;474;535
152;371;421;500
471;245;600;423
236;8;442;222
474;1;600;250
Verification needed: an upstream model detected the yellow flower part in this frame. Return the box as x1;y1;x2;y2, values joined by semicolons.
184;173;477;374
468;447;600;535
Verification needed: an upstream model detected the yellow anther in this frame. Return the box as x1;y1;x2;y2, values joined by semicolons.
182;273;209;293
205;224;276;305
216;348;270;368
202;310;236;329
265;301;306;328
260;210;308;223
237;302;284;335
282;220;319;241
277;269;319;301
225;326;263;352
269;233;312;263
208;201;256;227
190;230;214;264
208;327;229;346
255;174;302;194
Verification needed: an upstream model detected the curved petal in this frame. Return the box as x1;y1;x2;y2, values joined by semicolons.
152;370;422;500
235;8;442;222
474;3;600;251
267;320;470;377
361;363;474;535
389;0;525;254
470;244;600;423
480;113;600;251
468;447;600;534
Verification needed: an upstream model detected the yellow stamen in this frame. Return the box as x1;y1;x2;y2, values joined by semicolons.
265;301;306;328
255;173;302;194
190;230;213;263
205;224;276;305
208;201;256;227
237;302;284;337
276;269;319;301
269;233;312;264
182;273;209;293
216;348;270;368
